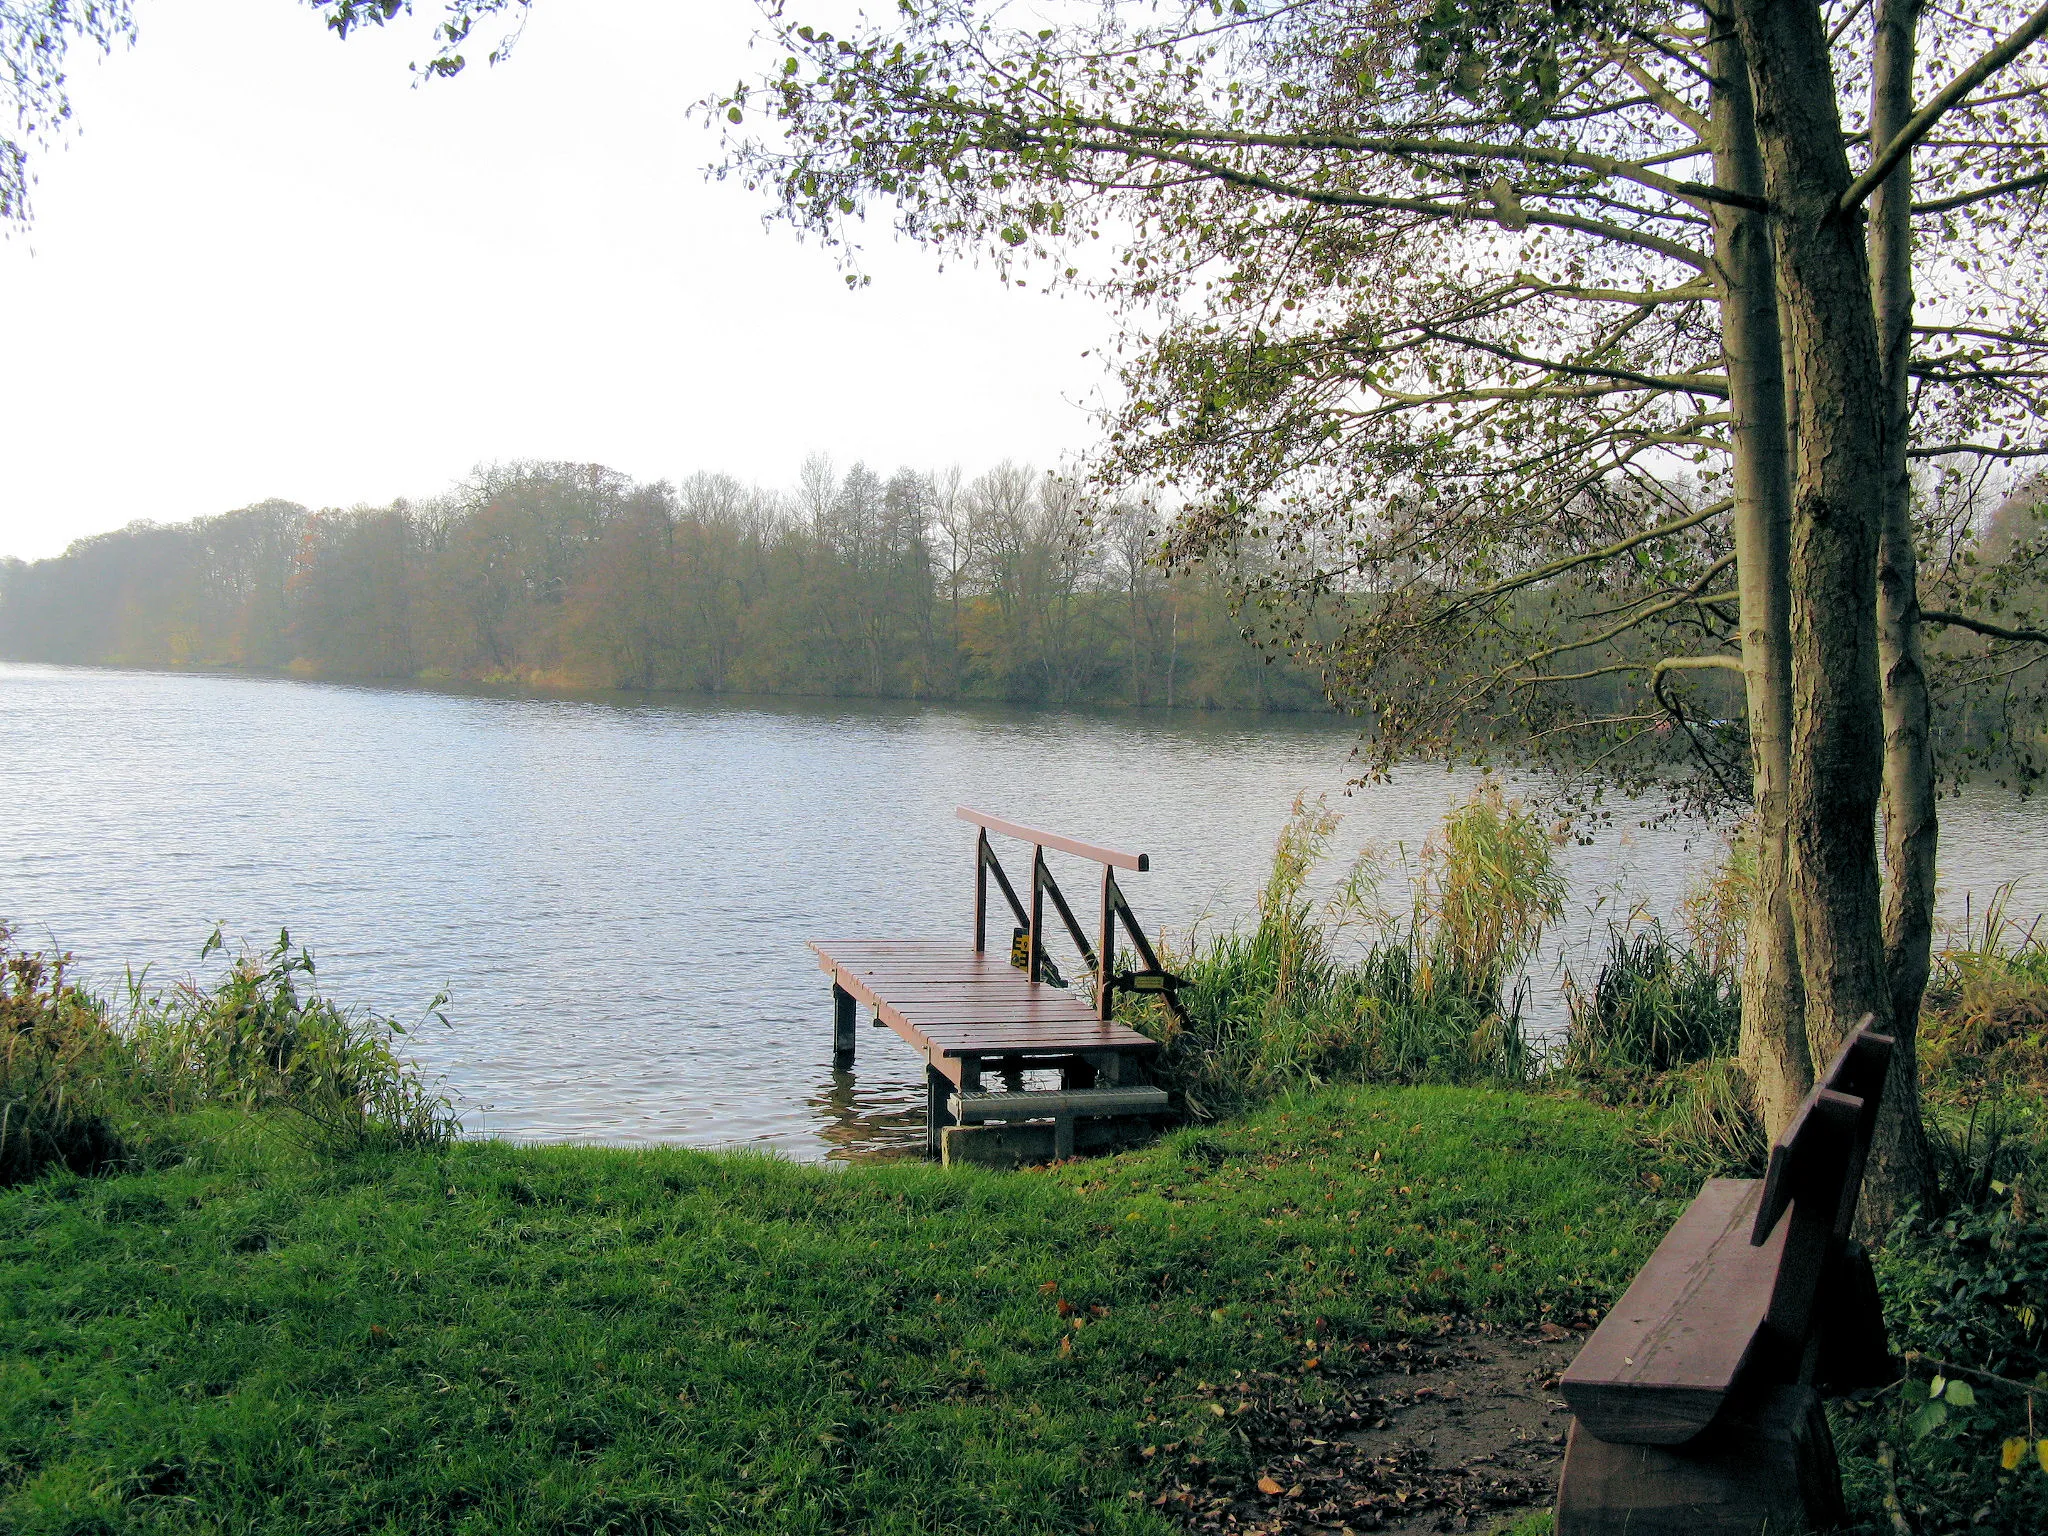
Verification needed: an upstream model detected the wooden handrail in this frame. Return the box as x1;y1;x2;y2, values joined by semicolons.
956;806;1149;871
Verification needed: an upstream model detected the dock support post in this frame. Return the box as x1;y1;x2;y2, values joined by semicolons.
832;984;857;1069
925;1065;956;1156
1053;1114;1076;1160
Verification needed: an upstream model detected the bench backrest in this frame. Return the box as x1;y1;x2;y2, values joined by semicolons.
1750;1017;1893;1380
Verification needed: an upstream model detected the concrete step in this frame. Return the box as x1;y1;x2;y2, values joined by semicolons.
948;1085;1171;1124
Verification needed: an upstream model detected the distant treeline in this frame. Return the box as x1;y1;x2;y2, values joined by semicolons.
0;460;1327;711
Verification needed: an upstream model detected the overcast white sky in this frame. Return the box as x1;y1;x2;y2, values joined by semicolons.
0;0;1118;560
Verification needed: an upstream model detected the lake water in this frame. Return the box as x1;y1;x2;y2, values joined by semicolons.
5;661;2046;1160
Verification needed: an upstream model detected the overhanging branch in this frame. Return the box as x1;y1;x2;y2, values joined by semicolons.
1840;0;2048;215
1922;608;2048;644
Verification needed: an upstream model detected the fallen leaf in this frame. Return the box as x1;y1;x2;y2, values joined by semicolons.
1057;1298;1076;1316
1040;1280;1059;1294
1257;1477;1283;1496
1058;1334;1072;1357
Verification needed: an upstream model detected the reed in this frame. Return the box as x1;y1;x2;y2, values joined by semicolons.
1559;922;1741;1083
1917;883;2048;1204
1134;785;1562;1116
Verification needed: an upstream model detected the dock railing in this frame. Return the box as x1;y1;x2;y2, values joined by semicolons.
957;806;1187;1025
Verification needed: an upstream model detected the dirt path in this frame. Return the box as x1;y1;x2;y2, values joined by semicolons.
1151;1328;1585;1535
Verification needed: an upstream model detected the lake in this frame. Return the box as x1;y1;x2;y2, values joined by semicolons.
5;661;2045;1159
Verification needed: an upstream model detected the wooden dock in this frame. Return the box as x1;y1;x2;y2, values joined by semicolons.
808;809;1185;1161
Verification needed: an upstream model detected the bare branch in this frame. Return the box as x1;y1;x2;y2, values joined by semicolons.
1913;165;2048;214
1840;0;2048;215
1907;441;2048;460
1653;654;1746;676
1922;608;2048;644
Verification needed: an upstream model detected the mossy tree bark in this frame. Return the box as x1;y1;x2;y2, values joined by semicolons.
1728;0;1894;1103
1706;3;1811;1136
1867;0;1939;1228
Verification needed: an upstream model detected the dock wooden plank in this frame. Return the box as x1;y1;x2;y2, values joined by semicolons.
810;939;1159;1080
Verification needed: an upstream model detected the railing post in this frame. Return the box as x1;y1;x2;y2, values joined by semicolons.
1098;866;1115;1021
975;829;989;952
1029;845;1045;985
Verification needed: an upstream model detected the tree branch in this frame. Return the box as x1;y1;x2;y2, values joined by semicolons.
1907;442;2048;460
1653;654;1746;675
1922;608;2048;644
1839;0;2048;215
1420;327;1731;398
1914;165;2048;214
1422;498;1732;624
1041;134;1715;271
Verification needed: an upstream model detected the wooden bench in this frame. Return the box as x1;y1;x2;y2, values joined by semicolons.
1554;1018;1897;1533
809;808;1187;1164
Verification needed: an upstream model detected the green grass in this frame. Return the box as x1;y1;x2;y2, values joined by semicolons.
0;1087;1675;1535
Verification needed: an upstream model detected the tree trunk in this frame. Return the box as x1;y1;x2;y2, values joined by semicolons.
1729;0;1893;1076
1867;0;1939;1227
1707;2;1812;1136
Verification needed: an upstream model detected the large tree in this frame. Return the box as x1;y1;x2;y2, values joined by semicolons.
698;0;2048;1226
313;0;2048;1223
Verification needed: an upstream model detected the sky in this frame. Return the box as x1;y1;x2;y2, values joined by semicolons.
0;0;1119;561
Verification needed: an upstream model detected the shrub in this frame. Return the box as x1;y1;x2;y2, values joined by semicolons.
0;926;127;1184
125;928;461;1154
1560;922;1741;1084
1833;1182;2048;1535
0;922;458;1186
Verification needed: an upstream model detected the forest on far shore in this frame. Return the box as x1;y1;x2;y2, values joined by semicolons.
0;458;1327;711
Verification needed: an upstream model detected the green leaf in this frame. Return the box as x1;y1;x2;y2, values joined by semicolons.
1909;1399;1949;1438
1943;1378;1977;1408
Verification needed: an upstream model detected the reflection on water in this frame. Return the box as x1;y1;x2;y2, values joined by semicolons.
806;1068;930;1162
4;661;2046;1161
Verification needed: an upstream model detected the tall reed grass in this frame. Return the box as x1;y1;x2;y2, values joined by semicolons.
0;924;458;1186
1131;784;1565;1116
1918;884;2048;1203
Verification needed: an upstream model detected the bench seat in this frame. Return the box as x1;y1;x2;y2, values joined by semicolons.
1559;1178;1788;1444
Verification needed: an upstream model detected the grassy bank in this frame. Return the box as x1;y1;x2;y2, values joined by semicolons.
0;1087;1671;1534
8;785;2048;1532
